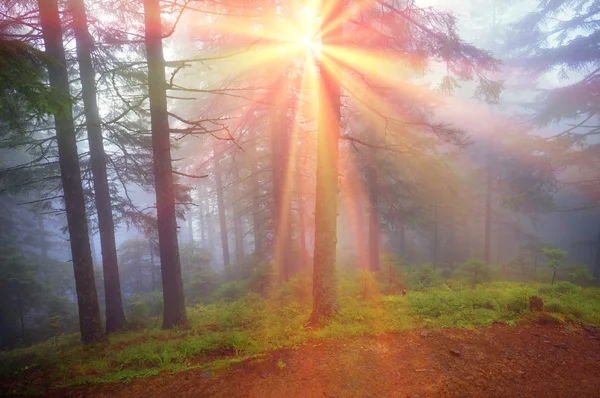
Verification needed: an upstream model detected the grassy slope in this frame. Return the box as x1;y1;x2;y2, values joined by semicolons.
1;280;599;394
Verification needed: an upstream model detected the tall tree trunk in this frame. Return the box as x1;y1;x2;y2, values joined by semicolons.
250;141;264;261
309;0;342;325
484;145;493;264
89;232;97;265
593;225;600;283
214;147;231;274
136;240;143;292
269;98;294;281
207;202;216;261
187;210;194;244
143;0;187;329
234;202;244;266
398;221;406;260
367;150;380;272
38;215;48;259
433;205;438;270
71;0;127;332
295;150;308;271
196;188;207;248
149;240;156;291
38;0;103;345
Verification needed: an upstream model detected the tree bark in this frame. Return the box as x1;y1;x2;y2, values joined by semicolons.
433;205;439;270
593;226;600;283
234;201;244;266
309;0;342;325
143;0;187;329
250;140;264;261
38;0;103;345
484;145;493;264
187;210;194;244
214;147;231;274
37;215;48;259
269;100;294;281
367;153;380;272
70;0;128;327
295;149;308;271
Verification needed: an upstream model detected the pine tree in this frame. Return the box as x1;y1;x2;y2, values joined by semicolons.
70;0;127;333
143;0;187;329
37;0;103;345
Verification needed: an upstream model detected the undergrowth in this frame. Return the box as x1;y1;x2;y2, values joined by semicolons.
1;275;599;395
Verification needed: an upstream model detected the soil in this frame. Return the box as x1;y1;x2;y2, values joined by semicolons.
34;324;600;397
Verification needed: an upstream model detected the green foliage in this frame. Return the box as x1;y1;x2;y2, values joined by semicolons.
409;263;438;290
458;259;492;286
0;38;71;132
179;243;218;304
542;247;566;284
3;280;600;392
124;292;163;329
213;281;250;302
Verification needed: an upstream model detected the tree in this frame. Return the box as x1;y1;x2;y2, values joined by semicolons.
542;246;566;285
70;0;127;333
38;0;103;345
309;0;343;325
143;0;187;329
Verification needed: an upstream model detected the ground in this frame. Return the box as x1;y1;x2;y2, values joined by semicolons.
39;323;600;398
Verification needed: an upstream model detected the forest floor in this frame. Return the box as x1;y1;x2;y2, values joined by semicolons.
39;323;600;398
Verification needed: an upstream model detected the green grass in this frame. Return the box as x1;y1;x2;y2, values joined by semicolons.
2;278;600;395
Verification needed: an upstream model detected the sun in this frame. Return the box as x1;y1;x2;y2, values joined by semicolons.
295;4;322;59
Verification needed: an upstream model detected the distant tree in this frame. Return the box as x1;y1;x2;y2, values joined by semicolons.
542;246;566;285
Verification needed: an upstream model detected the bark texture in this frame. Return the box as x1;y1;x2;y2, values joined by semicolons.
310;0;343;325
70;0;127;333
38;0;103;344
214;147;231;274
143;0;187;329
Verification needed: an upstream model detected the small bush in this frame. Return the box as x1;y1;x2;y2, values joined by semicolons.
125;292;163;328
213;281;249;302
458;259;491;286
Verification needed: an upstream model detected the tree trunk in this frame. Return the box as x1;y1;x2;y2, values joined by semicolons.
187;210;194;245
143;0;187;329
269;98;294;281
38;0;103;345
309;0;342;325
234;204;244;266
250;141;264;261
136;240;143;293
593;225;600;283
399;221;406;260
484;147;493;264
149;240;157;292
214;147;231;274
295;150;308;271
71;0;127;332
207;202;216;261
38;215;48;259
367;158;380;272
433;205;439;270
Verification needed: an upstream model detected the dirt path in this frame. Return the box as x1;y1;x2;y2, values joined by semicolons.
45;324;600;398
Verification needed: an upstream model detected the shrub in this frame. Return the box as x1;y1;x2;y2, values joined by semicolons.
213;281;249;302
125;292;163;328
458;259;491;286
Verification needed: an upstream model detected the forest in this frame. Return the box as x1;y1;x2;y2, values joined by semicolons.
1;0;600;396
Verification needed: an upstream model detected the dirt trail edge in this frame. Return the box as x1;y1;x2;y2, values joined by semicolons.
44;324;600;398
